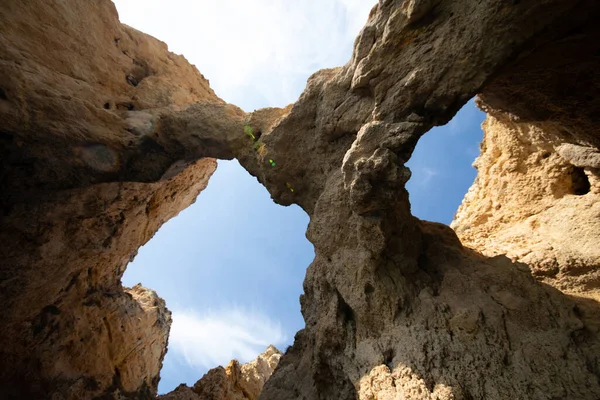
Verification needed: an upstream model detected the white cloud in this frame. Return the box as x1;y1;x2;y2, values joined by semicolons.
112;0;376;110
417;167;439;186
169;308;287;370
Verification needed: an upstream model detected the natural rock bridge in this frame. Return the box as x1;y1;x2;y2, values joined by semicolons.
1;0;599;399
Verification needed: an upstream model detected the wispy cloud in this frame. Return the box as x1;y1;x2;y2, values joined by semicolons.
113;0;376;110
168;307;287;370
414;166;439;187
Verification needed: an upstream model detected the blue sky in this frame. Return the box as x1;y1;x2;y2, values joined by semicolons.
407;102;485;224
112;0;484;394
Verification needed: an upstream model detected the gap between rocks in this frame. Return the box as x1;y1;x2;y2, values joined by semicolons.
120;160;314;394
406;100;486;225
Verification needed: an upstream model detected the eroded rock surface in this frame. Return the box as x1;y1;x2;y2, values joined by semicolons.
452;109;600;299
160;345;282;400
253;1;600;399
1;0;600;399
0;0;237;398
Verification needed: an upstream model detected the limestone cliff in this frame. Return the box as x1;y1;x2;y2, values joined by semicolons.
0;0;231;398
252;1;600;399
452;108;600;299
1;0;600;399
160;346;282;400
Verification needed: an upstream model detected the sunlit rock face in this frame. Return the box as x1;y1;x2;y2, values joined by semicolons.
1;0;600;399
452;110;600;298
160;345;282;400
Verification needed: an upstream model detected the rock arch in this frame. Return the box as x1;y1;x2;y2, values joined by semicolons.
1;0;599;399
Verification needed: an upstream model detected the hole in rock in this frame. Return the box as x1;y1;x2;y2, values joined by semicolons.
383;348;395;370
571;166;591;195
111;0;376;394
126;60;151;87
406;100;486;225
126;74;139;87
121;160;314;394
116;102;134;111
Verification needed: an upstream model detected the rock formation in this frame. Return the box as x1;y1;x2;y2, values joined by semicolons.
160;345;282;400
0;0;230;398
1;0;599;399
452;109;600;299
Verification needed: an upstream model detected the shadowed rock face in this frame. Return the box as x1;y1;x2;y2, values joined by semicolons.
1;0;599;399
0;0;237;398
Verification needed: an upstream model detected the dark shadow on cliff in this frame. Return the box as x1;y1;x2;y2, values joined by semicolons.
377;225;600;399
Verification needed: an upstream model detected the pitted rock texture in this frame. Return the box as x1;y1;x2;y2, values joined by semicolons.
452;110;600;299
0;158;216;399
160;346;282;400
0;0;234;398
1;0;600;399
254;1;600;399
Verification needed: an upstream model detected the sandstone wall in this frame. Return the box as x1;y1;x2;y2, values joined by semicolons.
253;1;600;398
0;0;235;398
452;110;600;299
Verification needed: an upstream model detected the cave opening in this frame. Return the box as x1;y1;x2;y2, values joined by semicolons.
122;160;314;394
405;100;486;225
571;166;591;195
